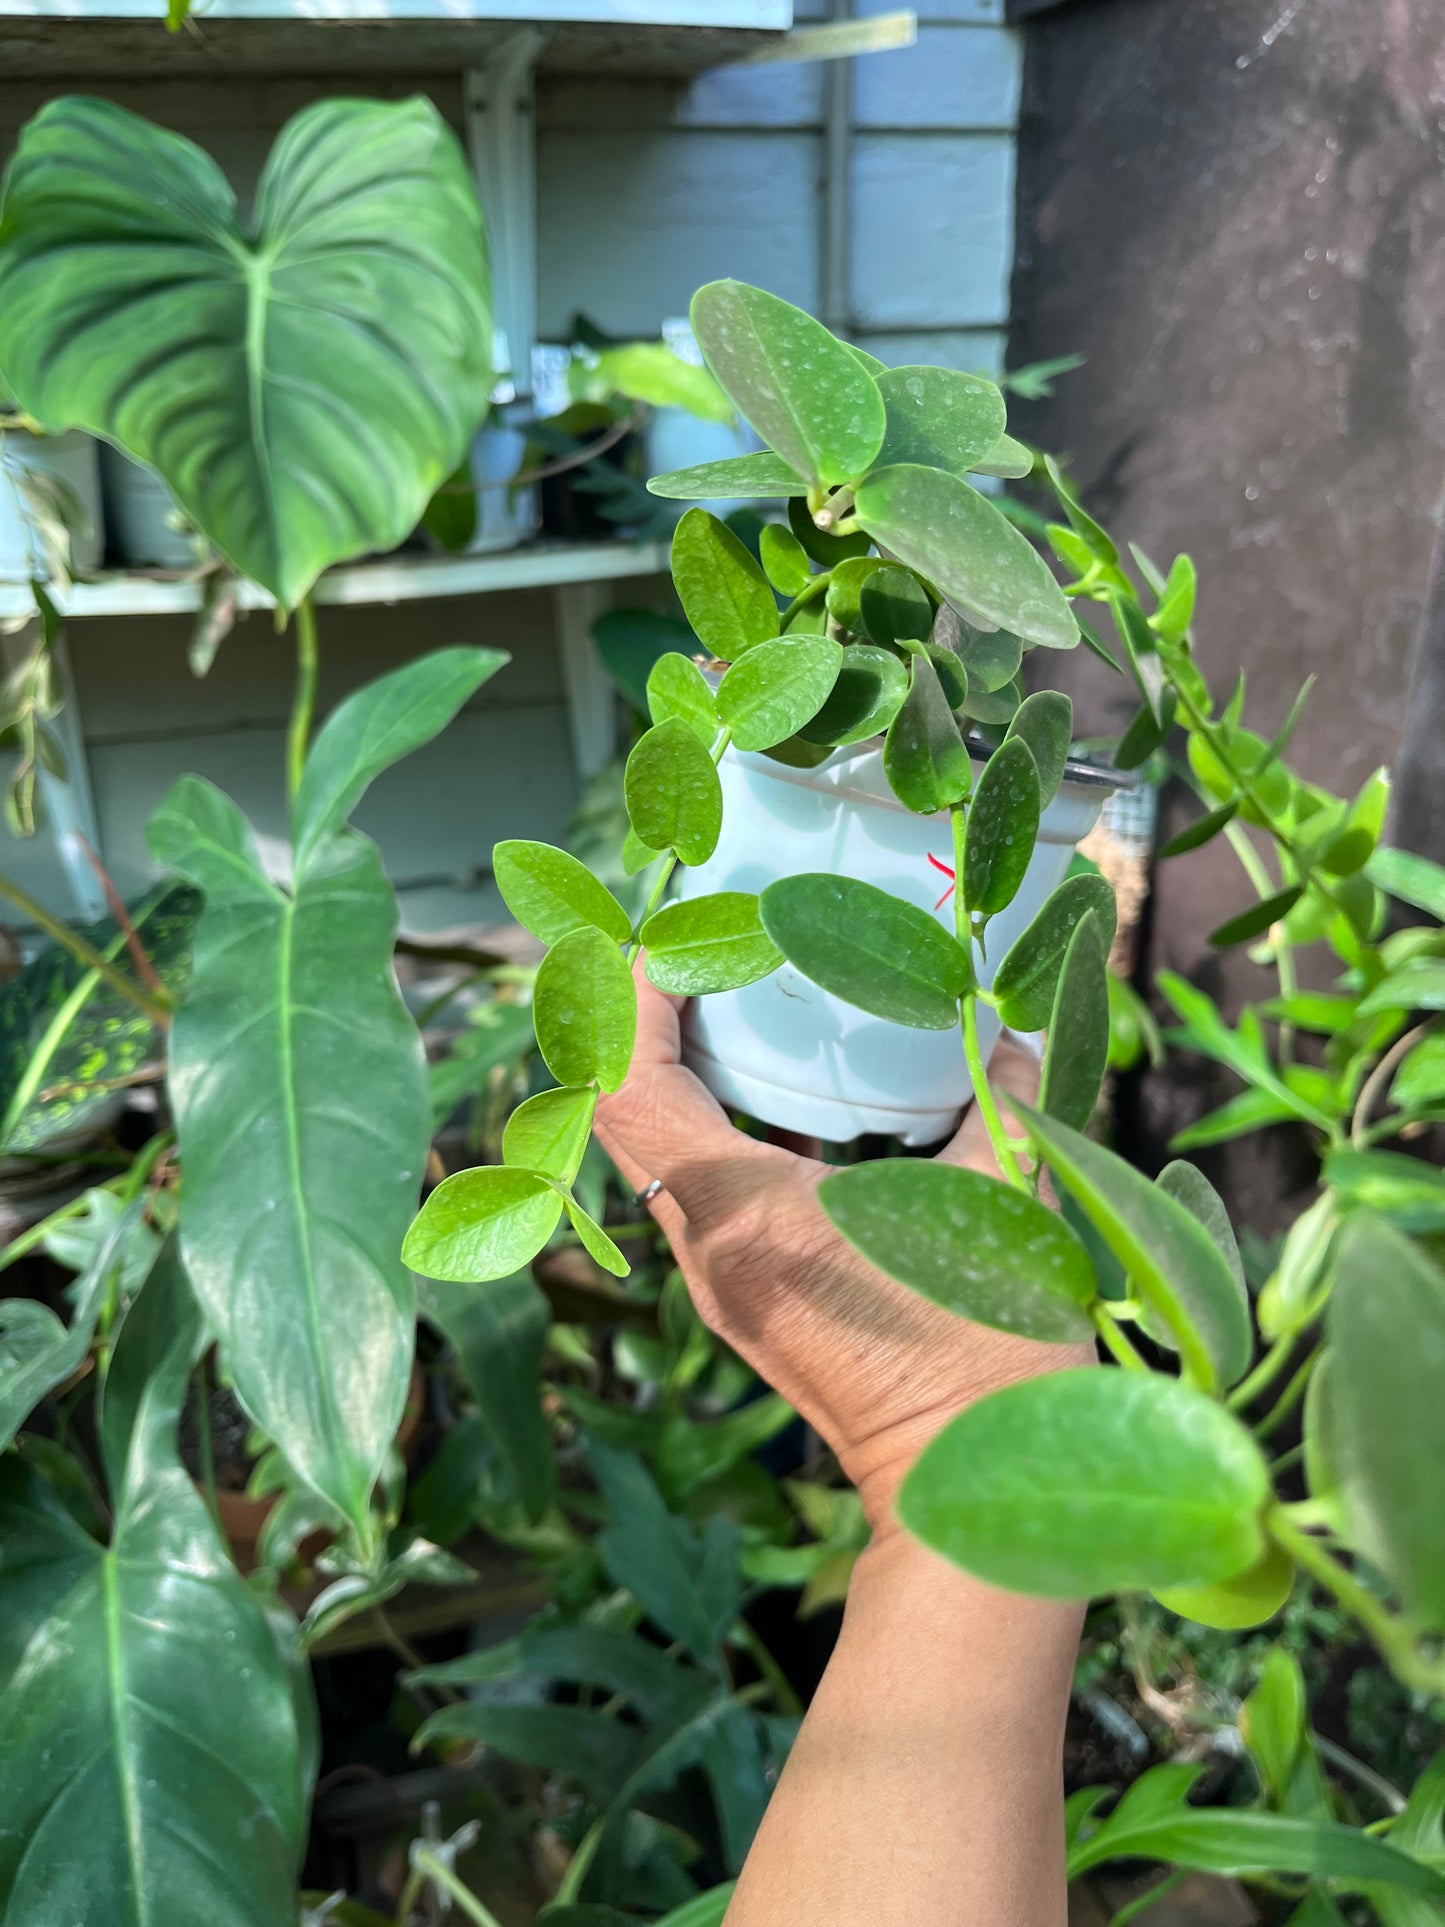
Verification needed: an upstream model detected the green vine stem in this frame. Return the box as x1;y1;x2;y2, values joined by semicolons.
286;594;320;807
1267;1508;1445;1697
1253;1345;1320;1442
1090;1301;1150;1371
1226;1331;1300;1413
395;1849;507;1927
0;870;172;1025
950;802;1028;1190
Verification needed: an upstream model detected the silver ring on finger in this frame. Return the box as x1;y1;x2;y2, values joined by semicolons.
633;1178;666;1209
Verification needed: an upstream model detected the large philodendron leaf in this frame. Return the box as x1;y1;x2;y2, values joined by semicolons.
0;95;491;609
0;1251;308;1925
150;775;428;1529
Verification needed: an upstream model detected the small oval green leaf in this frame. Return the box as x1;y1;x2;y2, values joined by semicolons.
883;651;974;814
624;718;724;866
855;463;1077;651
563;1195;630;1278
691;279;886;485
964;736;1041;917
1039;910;1109;1133
759;873;972;1030
994;874;1119;1032
939;609;1022;695
403;1167;564;1283
641;893;783;996
647;451;809;501
1159;801;1240;859
900;1367;1269;1597
1005;690;1073;807
493;840;632;947
533;927;637;1094
972;433;1033;480
797;643;909;747
670;507;778;661
716;632;843;752
1209;887;1304;949
1154;1541;1295;1631
502;1085;597;1184
759;522;813;596
1009;1100;1252;1392
874;366;1007;477
646;651;718;745
819;1160;1096;1342
859;565;934;649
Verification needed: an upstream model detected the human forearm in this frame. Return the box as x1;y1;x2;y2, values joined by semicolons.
726;1530;1083;1927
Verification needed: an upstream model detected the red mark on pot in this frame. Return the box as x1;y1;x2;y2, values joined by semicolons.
928;851;955;910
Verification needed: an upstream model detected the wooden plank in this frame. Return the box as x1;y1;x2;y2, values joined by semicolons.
853;23;1020;131
850;132;1014;327
537;128;820;339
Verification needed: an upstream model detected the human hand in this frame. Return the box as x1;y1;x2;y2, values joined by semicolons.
595;971;1092;1530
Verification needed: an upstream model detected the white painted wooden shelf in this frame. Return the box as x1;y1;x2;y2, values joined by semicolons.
0;539;671;621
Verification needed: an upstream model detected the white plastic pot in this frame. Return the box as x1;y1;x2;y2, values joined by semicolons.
0;430;103;577
674;739;1124;1145
462;406;539;553
99;443;195;569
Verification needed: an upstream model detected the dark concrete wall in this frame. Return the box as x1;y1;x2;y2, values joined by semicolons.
1009;0;1445;1225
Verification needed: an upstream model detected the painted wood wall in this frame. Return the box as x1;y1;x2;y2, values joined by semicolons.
0;0;1020;932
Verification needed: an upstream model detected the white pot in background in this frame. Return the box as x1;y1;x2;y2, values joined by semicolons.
463;405;540;553
646;317;758;520
99;443;196;570
0;430;103;577
675;739;1125;1146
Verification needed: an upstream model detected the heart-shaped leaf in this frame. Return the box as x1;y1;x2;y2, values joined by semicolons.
1039;910;1109;1133
295;646;507;860
641;893;783;996
1009;1100;1252;1392
1005;690;1073;808
1328;1212;1445;1626
964;737;1040;916
0;96;491;608
759;874;972;1030
690;280;885;486
625;719;723;866
670;509;778;661
716;633;842;752
494;841;633;946
799;643;909;747
993;874;1119;1031
151;775;424;1527
855;464;1078;651
533;927;636;1093
502;1085;597;1185
647;652;719;746
0;1253;308;1927
404;1166;565;1283
901;1367;1269;1597
874;366;1006;477
647;450;810;502
819;1160;1096;1342
883;651;974;814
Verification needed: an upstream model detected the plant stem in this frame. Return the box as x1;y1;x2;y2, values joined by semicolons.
1107;1871;1186;1927
779;572;831;627
1091;1301;1150;1370
550;1817;606;1910
1226;1332;1299;1413
0;1189;93;1274
1267;1508;1445;1696
286;595;319;807
410;1849;512;1927
1254;1346;1319;1442
947;802;1027;1189
0;871;172;1025
736;1617;805;1717
1351;1020;1430;1149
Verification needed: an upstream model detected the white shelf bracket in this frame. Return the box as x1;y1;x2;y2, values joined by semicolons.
466;28;548;403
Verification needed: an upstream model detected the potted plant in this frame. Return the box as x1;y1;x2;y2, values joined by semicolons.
405;277;1124;1290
